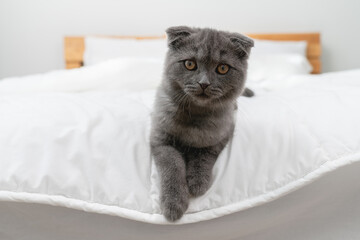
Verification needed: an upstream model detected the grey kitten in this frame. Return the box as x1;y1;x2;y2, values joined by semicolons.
150;26;254;221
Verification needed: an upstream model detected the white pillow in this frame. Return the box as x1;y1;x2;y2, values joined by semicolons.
95;57;164;91
246;39;312;92
247;53;312;80
84;37;167;66
246;54;313;92
252;39;307;56
0;57;164;93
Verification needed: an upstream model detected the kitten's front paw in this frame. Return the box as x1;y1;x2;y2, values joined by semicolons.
186;172;211;197
161;185;189;222
163;198;189;222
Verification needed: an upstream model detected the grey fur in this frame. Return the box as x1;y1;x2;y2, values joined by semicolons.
150;26;254;221
243;87;255;97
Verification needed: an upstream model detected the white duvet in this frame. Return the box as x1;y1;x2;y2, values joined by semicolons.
0;63;360;225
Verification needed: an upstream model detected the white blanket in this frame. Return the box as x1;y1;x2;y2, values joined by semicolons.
0;66;360;224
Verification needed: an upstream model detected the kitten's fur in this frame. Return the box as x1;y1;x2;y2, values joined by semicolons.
150;26;254;221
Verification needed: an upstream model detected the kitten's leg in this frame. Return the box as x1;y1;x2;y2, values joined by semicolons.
185;141;227;197
151;145;189;221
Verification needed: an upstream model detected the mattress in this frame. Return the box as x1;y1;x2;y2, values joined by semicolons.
0;65;360;239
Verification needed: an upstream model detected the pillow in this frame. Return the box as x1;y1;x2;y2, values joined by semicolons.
84;37;167;66
0;57;164;93
246;54;313;92
252;39;307;56
246;39;312;92
247;53;313;80
83;37;309;73
95;57;164;91
81;37;311;92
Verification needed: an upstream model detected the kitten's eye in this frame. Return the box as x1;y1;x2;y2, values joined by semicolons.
216;64;229;75
184;60;197;71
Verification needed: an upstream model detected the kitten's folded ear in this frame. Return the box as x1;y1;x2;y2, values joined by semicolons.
229;33;254;58
166;26;196;49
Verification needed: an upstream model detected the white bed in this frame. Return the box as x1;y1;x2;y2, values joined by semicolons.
0;35;360;239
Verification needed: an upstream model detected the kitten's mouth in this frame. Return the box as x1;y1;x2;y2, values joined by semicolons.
196;92;210;99
184;88;212;102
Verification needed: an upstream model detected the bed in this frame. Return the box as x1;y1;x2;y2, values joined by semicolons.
0;32;360;240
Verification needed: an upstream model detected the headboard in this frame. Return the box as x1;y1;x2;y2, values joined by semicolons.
64;33;321;73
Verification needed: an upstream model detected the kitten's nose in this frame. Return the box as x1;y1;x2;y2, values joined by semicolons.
199;75;210;90
199;82;210;90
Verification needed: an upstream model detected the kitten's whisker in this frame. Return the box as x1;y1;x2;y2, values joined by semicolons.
187;97;192;119
178;93;188;113
217;98;225;112
174;91;186;104
209;88;224;96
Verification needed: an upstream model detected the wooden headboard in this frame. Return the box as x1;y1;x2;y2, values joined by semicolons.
64;33;321;73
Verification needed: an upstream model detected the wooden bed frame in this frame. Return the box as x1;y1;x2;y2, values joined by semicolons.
64;33;321;73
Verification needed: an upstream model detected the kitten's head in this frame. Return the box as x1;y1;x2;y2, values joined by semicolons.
163;26;254;107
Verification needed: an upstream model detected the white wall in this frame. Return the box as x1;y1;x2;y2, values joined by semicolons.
1;0;360;78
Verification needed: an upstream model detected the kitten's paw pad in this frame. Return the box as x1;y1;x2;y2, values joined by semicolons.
162;198;189;222
187;175;210;197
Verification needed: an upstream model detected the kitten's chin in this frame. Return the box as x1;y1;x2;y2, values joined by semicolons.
190;93;215;106
183;89;219;107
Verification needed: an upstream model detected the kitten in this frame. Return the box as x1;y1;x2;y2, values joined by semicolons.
150;26;254;221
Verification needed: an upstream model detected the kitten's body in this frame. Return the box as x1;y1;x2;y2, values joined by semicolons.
150;26;254;221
